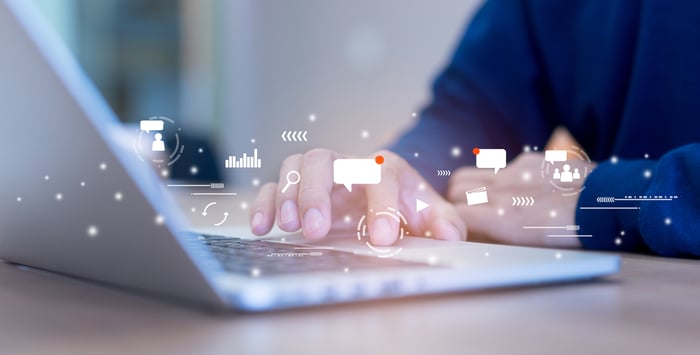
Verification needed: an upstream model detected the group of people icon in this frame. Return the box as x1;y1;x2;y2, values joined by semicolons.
553;164;581;182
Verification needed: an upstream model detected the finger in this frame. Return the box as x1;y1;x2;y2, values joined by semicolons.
365;151;401;246
250;182;277;235
275;154;303;232
298;149;337;240
423;200;467;242
454;204;505;242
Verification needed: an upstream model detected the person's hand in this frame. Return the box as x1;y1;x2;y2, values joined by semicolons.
250;149;466;245
446;152;594;248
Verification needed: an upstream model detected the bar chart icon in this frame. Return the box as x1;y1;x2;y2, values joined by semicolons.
224;149;262;169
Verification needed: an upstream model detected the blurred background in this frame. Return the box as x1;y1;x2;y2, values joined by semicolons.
32;0;482;189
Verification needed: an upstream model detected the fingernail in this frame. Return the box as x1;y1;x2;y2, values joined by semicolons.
251;212;264;234
252;212;263;227
371;218;395;246
280;200;298;228
303;208;324;237
443;224;462;241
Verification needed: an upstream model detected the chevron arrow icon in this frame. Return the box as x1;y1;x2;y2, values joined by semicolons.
281;131;309;142
512;196;535;206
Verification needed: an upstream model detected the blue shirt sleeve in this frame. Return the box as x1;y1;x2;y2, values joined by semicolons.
577;143;700;257
389;0;556;195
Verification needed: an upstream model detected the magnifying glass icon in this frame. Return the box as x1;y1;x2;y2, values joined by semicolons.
281;170;301;193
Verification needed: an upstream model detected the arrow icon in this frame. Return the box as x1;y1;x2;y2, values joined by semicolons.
511;197;535;206
202;202;217;216
281;130;309;142
416;199;429;212
214;212;229;226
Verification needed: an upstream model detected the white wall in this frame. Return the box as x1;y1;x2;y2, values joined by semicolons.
214;0;483;187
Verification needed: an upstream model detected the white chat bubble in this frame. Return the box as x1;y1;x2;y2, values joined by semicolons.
139;120;164;133
333;158;382;192
544;150;568;164
475;148;506;174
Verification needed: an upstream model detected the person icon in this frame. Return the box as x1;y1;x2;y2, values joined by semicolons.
560;164;573;182
573;168;581;180
152;133;165;152
553;168;561;180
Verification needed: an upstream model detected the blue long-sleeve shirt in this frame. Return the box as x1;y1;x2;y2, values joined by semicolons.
390;0;700;257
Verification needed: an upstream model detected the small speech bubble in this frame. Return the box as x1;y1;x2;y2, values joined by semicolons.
473;148;506;174
544;150;568;164
333;156;383;192
139;119;164;133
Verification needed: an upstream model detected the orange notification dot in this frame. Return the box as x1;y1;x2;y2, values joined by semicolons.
472;147;480;155
375;155;385;164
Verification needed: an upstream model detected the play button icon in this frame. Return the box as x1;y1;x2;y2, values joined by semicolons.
416;199;429;212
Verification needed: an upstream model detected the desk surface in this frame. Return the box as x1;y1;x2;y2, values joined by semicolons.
1;252;699;355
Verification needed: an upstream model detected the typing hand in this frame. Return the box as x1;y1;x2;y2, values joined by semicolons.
447;152;591;248
250;149;466;245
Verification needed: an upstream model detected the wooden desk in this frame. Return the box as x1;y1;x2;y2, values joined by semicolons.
1;252;698;355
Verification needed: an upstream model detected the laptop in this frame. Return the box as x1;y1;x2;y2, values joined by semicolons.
0;0;619;311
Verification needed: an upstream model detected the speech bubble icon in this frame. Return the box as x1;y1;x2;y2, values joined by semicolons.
333;156;383;192
139;119;164;133
544;150;568;164
474;148;506;174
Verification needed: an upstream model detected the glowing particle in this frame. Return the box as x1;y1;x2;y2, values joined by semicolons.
198;148;204;154
549;210;557;218
451;146;462;158
361;130;369;139
16;197;22;202
620;230;626;236
664;218;672;225
484;252;490;257
343;215;352;223
250;138;256;144
280;237;286;242
309;114;317;122
414;152;419;158
533;146;539;151
55;193;63;201
240;202;249;210
523;145;531;153
522;171;532;182
114;192;123;201
497;208;505;216
250;267;261;277
80;181;86;187
343;267;349;273
154;215;165;225
615;238;622;246
418;183;426;191
190;166;199;175
191;207;196;213
412;112;417;118
555;252;562;259
99;162;107;171
644;153;649;159
44;175;50;181
425;230;432;238
643;169;652;179
86;225;99;238
252;178;260;187
427;255;438;265
160;169;169;178
610;156;619;164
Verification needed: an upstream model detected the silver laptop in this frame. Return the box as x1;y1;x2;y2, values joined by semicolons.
0;0;619;311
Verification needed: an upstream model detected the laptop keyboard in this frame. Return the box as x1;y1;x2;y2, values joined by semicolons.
194;234;430;277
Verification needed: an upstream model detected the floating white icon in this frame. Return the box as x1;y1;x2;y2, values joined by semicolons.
333;156;383;192
466;187;488;206
474;148;506;174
